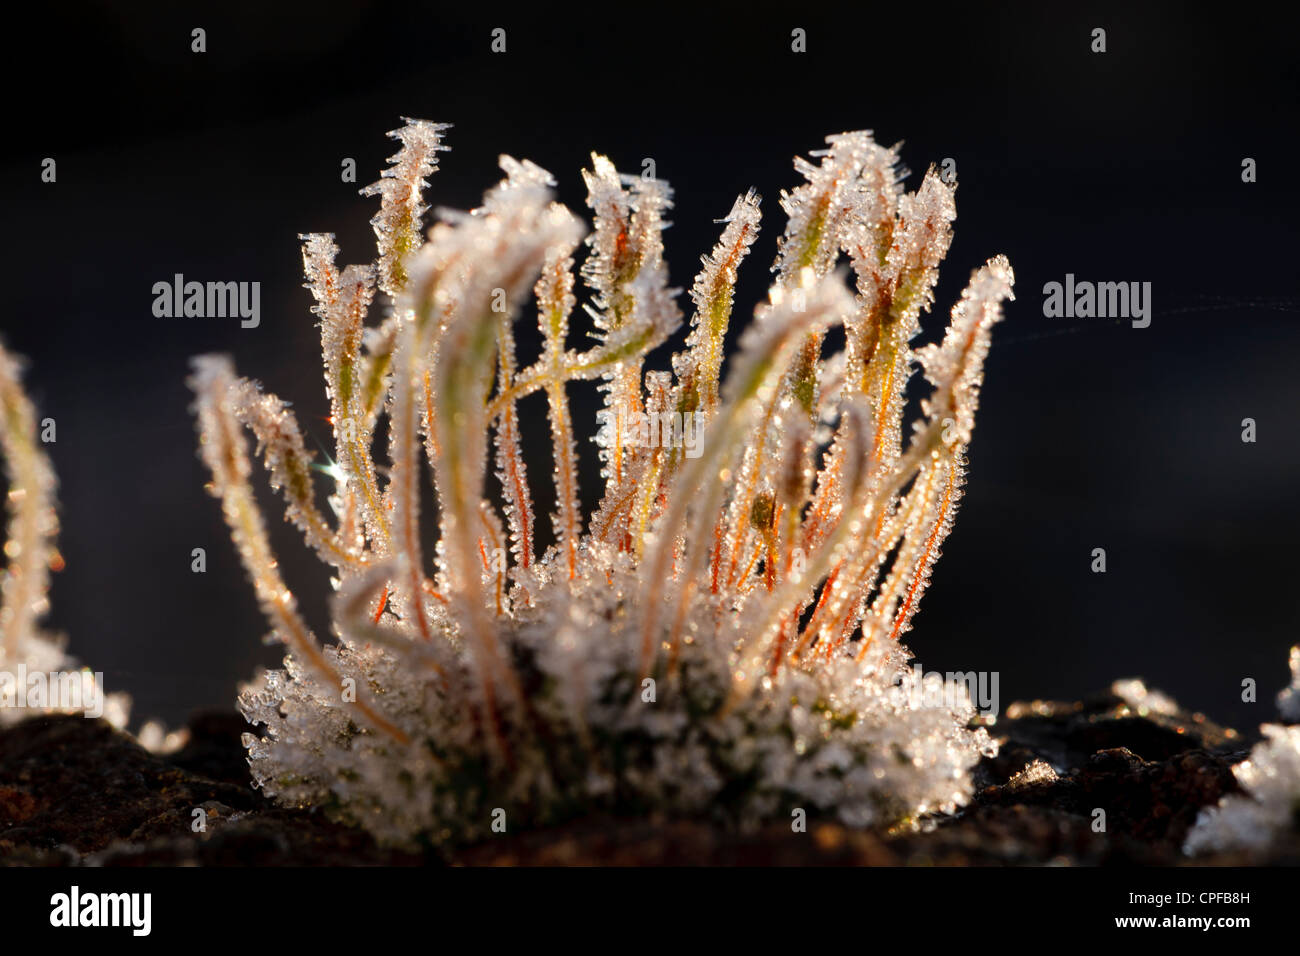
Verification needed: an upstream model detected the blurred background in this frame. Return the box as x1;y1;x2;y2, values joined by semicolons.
2;2;1297;728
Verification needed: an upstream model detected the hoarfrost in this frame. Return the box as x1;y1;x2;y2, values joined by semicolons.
193;122;1013;846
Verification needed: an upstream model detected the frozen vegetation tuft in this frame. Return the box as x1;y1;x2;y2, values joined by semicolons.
193;121;1013;845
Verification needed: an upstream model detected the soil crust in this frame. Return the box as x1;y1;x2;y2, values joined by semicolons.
1;689;1293;865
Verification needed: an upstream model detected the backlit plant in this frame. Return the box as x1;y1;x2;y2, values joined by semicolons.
0;342;124;727
0;343;63;694
191;120;1014;845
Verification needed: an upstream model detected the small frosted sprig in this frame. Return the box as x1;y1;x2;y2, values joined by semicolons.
0;341;126;727
580;156;682;545
774;131;895;286
685;189;762;414
0;342;59;669
190;355;405;741
361;119;452;297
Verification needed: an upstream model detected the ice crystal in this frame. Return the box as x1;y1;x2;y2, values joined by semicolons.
0;341;126;727
1277;645;1300;722
191;121;1014;846
1184;724;1300;855
1184;649;1300;855
1111;677;1179;717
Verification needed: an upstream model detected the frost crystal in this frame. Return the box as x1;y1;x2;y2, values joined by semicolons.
1184;649;1300;855
191;122;1013;846
1277;645;1300;722
1111;677;1179;717
1184;724;1300;855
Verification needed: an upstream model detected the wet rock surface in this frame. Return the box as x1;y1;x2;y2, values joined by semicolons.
0;688;1294;866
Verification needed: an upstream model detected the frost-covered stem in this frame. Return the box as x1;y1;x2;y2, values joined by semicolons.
493;319;534;573
627;373;672;559
481;315;666;423
335;287;389;544
535;242;581;578
302;234;390;549
387;317;436;643
546;383;580;578
421;367;441;472
428;288;518;760
856;461;943;652
732;419;946;698
581;161;676;545
789;417;941;662
686;190;761;414
637;275;853;674
885;457;960;642
421;174;584;756
476;501;507;616
230;382;367;570
841;255;1011;653
300;235;390;556
580;156;637;526
611;365;642;483
190;356;407;742
799;436;847;552
0;343;56;661
361;120;451;298
762;134;886;449
714;140;874;593
857;168;956;476
360;314;400;423
720;395;778;590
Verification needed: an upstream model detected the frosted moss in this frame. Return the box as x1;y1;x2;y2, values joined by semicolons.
193;120;1011;846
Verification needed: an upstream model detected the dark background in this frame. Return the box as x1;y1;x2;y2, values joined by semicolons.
2;2;1297;728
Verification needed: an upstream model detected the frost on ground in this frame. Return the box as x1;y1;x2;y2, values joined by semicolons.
238;575;996;845
1277;645;1300;722
0;344;127;729
1184;647;1300;855
1184;723;1300;855
194;120;1012;846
